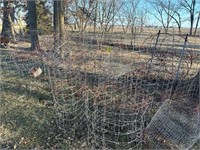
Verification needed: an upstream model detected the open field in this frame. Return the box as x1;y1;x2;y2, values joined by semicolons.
1;28;200;149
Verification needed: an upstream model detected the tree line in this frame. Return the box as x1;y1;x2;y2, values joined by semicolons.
0;0;199;52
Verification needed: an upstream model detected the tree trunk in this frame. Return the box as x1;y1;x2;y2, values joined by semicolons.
59;0;65;59
93;1;98;34
190;13;194;35
27;0;40;50
53;0;65;58
190;0;196;35
194;11;200;36
53;0;59;52
1;0;15;41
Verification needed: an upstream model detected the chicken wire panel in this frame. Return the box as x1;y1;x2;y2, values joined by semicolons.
145;99;200;150
145;70;200;150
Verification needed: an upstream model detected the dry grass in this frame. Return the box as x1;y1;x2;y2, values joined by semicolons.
0;49;60;149
0;29;199;149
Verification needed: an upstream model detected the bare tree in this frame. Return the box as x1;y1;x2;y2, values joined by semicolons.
127;0;140;46
118;0;143;46
148;0;175;33
194;11;200;35
138;9;148;33
93;0;99;33
159;1;182;34
27;0;39;50
117;7;130;33
97;0;123;33
67;0;95;32
179;0;196;35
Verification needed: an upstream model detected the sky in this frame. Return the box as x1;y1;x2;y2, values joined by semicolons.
0;0;199;29
135;0;200;28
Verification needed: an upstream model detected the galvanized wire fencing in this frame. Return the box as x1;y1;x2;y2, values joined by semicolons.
5;30;200;149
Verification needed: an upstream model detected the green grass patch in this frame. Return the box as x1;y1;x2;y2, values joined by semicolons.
0;50;62;149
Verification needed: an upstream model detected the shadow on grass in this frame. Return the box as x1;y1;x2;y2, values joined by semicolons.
1;81;52;102
0;49;69;149
1;102;59;149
